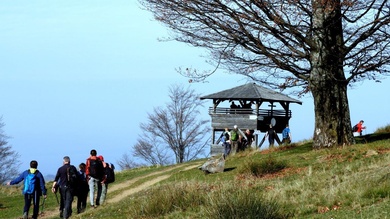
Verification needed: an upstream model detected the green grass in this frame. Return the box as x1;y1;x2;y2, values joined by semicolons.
2;129;390;218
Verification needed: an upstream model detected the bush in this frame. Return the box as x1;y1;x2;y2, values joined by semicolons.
129;181;209;218
124;180;292;219
206;187;292;219
238;157;288;177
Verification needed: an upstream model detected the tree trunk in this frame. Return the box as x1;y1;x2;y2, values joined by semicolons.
310;0;355;148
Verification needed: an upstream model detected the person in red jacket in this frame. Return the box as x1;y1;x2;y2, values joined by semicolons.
85;149;103;208
356;120;366;136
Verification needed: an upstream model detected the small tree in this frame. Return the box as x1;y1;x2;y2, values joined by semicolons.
117;153;141;170
0;117;21;184
133;138;172;166
132;84;210;165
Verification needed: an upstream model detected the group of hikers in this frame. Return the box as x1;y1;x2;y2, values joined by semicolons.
7;149;115;219
219;119;366;158
219;124;292;158
218;124;293;158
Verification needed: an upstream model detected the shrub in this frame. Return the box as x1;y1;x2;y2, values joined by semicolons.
238;157;288;177
129;181;209;218
125;180;292;219
206;187;292;219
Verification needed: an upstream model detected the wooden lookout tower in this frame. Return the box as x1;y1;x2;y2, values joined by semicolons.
200;83;302;150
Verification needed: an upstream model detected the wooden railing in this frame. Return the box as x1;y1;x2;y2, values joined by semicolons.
208;107;291;117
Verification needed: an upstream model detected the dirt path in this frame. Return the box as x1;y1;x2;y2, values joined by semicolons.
108;164;199;203
38;163;201;219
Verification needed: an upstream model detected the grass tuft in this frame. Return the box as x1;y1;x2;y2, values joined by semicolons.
374;124;390;134
124;181;292;219
206;186;292;219
238;156;288;177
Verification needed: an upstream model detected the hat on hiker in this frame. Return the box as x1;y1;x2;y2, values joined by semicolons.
98;155;104;161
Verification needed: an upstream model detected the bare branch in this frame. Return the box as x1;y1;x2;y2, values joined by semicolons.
132;85;210;164
0;116;21;184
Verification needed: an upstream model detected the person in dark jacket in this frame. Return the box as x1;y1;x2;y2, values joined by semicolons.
264;124;276;148
76;163;89;214
51;156;78;219
7;160;47;219
243;129;254;149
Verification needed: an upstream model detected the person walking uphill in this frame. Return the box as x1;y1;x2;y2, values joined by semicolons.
354;120;366;136
76;163;89;214
96;155;111;205
282;124;292;145
230;125;239;155
221;127;231;159
52;156;79;219
243;129;254;149
7;160;47;219
86;149;104;207
265;124;276;148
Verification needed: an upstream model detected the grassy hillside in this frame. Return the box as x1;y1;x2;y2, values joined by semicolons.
1;130;390;219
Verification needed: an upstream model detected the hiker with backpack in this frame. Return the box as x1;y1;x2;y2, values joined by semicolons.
221;127;231;159
242;129;254;150
282;124;292;145
7;160;47;219
76;163;89;214
86;149;104;208
353;120;366;136
96;155;115;205
230;125;239;155
51;156;79;219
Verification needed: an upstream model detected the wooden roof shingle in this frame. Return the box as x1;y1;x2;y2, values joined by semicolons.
200;83;302;104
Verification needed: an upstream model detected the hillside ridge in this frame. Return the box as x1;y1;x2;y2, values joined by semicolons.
38;162;202;219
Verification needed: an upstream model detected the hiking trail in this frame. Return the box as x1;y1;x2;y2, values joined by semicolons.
37;163;201;219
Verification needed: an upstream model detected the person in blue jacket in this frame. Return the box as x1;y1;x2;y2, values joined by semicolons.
282;124;292;145
7;160;47;219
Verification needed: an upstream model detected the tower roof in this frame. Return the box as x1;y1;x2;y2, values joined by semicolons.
200;83;302;104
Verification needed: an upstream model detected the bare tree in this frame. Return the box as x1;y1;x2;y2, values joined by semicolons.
133;84;210;165
0;117;21;184
117;153;142;170
133;138;172;166
139;0;390;148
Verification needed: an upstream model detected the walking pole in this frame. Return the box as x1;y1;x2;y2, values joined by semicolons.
40;197;46;215
54;192;59;205
258;134;266;149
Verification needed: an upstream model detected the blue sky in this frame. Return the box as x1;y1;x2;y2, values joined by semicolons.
1;1;389;176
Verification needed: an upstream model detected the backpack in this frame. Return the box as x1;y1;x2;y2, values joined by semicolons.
352;124;358;132
67;165;79;188
224;132;230;141
23;170;37;195
105;163;115;184
230;130;238;141
89;158;104;180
